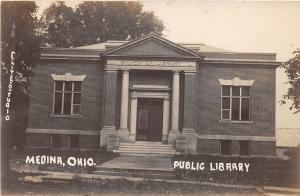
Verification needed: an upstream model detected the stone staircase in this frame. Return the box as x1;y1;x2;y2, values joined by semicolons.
113;141;179;156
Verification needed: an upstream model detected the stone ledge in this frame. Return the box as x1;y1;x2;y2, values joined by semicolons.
197;134;276;141
26;128;99;136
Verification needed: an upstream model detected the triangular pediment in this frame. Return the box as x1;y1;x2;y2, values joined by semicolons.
105;33;200;58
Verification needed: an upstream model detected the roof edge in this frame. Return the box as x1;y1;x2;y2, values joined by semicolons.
104;32;201;57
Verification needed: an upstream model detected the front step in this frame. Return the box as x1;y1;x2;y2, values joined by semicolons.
113;142;178;156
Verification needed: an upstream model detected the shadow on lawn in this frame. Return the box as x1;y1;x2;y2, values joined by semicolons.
2;171;261;195
172;148;299;188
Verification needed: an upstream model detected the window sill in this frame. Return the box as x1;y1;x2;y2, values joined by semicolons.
219;120;253;124
50;114;83;118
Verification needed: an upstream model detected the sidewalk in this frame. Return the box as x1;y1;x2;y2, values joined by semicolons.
97;155;173;171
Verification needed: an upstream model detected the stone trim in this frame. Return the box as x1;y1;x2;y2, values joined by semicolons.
184;70;197;74
204;59;280;67
26;128;99;136
25;146;98;151
41;53;101;61
131;85;171;91
49;114;83;118
218;77;255;86
106;59;197;72
131;91;170;99
197;134;276;141
51;73;87;81
219;120;253;124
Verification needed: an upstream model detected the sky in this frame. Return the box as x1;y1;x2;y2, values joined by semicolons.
36;1;300;128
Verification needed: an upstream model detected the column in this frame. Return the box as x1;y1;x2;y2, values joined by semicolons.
119;70;129;130
100;69;118;147
102;70;118;128
182;71;196;131
162;97;170;143
130;97;138;140
168;71;180;145
171;71;180;131
182;71;197;153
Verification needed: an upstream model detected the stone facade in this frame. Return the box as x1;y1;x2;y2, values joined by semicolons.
26;33;279;156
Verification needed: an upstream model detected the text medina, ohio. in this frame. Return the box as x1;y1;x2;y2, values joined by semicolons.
26;155;96;167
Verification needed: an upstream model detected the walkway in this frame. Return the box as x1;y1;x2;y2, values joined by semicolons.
96;155;173;171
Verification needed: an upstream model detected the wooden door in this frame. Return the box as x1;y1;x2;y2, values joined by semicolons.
136;98;163;142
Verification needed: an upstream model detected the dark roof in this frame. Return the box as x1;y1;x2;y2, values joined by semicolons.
41;33;278;63
76;40;232;53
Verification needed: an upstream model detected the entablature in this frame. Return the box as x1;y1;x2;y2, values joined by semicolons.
106;59;197;72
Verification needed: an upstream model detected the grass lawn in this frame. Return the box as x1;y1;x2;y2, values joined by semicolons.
172;149;299;188
1;171;262;195
4;147;299;194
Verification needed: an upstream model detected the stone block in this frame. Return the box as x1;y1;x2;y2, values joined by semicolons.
168;130;180;146
100;126;117;147
107;133;120;151
182;128;197;154
250;141;276;156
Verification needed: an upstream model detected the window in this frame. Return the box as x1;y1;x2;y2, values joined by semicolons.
239;141;250;156
69;135;79;149
51;134;61;148
53;81;82;115
220;140;231;155
51;134;80;149
221;86;250;121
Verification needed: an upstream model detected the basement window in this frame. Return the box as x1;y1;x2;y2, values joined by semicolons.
239;141;250;156
69;135;79;149
220;140;232;155
51;134;61;149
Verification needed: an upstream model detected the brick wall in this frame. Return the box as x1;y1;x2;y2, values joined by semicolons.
197;139;220;154
79;135;99;150
27;60;104;132
26;133;51;148
195;63;276;137
197;139;276;156
26;133;99;150
250;141;276;155
27;58;277;155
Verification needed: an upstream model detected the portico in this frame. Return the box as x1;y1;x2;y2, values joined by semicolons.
100;62;198;146
99;33;201;148
118;68;182;144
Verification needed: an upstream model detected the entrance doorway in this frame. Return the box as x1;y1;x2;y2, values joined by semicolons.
136;98;163;142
